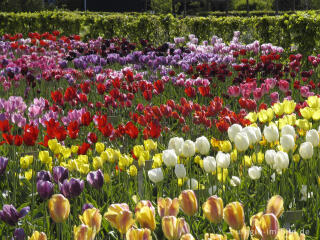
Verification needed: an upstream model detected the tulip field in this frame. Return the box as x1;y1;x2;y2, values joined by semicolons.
0;29;320;240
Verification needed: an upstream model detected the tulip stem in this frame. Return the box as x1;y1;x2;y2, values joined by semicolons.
152;231;158;240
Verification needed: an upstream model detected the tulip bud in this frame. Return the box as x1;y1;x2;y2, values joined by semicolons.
195;136;210;155
36;180;54;200
86;169;104;189
48;194;70;223
264;196;283;220
248;166;262;180
104;203;135;235
223;202;245;230
299;142;313;159
202;196;223;224
203;156;216;173
163;149;178;167
230;225;250;240
162;216;190;240
168;137;184;156
79;208;102;233
263;125;279;143
28;231;47;240
73;224;94;240
234;132;249;152
0;156;8;175
126;228;152;240
182;140;196;157
179;190;198;216
135;201;156;231
228;124;243;142
157;197;179;218
148;168;164;183
175;164;186;178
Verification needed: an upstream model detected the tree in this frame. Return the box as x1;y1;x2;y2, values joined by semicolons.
150;0;172;13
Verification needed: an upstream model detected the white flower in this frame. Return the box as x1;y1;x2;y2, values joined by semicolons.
216;151;230;168
248;166;262;180
162;149;178;167
273;151;289;170
168;137;184;156
230;176;241;187
186;178;198;190
271;173;276;182
203;156;216;173
253;127;262;142
174;164;186;178
243;127;258;145
306;129;319;147
228;124;242;142
208;185;217;195
234;132;249;151
264;125;279;143
195;136;210;155
280;134;295;151
281;125;296;138
148;168;164;183
182;140;196;157
265;150;276;167
299;142;313;159
300;185;313;201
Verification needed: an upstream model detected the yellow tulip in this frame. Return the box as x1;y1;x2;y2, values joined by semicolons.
273;103;284;116
231;149;237;162
93;157;103;170
283;100;296;114
245;112;257;123
73;224;95;240
136;206;156;230
126;228;152;240
78;163;90;174
220;141;232;153
306;95;320;108
300;107;313;120
128;165;138;177
28;231;47;240
48;194;70;223
295;119;312;131
20;155;33;169
242;155;252;167
312;110;320;121
133;145;144;158
77;155;88;164
25;169;33;181
48;139;61;155
144;139;157;151
39;151;52;165
60;147;71;160
95;142;105;153
79;208;102;232
71;145;79;154
217;168;228;183
258;109;269;123
293;154;300;163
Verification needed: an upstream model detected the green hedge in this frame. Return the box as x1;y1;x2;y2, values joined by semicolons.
0;11;320;55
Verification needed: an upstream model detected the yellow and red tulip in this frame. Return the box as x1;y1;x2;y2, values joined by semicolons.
202;195;224;224
266;195;284;218
223;202;245;230
178;190;198;216
180;233;195;240
79;208;102;233
157;197;179;218
258;213;279;240
162;216;190;240
126;228;152;240
28;231;47;240
230;225;250;240
73;224;95;240
135;203;156;231
48;194;70;223
204;233;227;240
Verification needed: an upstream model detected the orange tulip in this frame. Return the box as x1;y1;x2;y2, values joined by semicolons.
48;194;70;223
103;203;135;235
204;233;227;240
223;202;245;230
126;228;152;240
162;216;190;240
202;196;223;224
79;208;102;233
266;195;284;218
230;225;250;240
157;197;179;218
178;190;198;216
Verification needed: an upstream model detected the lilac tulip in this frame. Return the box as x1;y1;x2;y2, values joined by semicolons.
0;157;8;175
60;178;84;198
37;180;54;200
87;169;104;189
0;205;30;226
52;166;69;183
14;228;25;240
82;203;94;213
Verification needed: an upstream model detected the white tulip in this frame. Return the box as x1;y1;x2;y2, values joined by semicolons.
299;142;313;159
182;140;196;157
248;166;262;180
234;132;249;151
280;134;295;151
186;178;198;190
203;156;216;173
264;125;279;143
230;176;241;187
148;168;164;183
281;125;296;138
306;129;319;147
265;149;276;167
174;164;186;178
243;127;258;145
195;136;210;155
274;151;289;170
208;185;217;195
162;149;178;167
228;124;242;142
168;137;184;156
216;151;230;168
253;127;262;142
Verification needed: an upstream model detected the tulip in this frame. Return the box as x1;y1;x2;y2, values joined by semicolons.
163;149;178;167
0;204;30;226
135;205;156;231
250;212;263;238
157;197;179;218
179;190;198;216
186;178;199;190
104;203;135;234
148;168;164;183
182;140;196;157
264;125;279;143
242;127;258;145
281;125;296;138
52;166;69;183
28;231;47;240
234;132;249;151
258;213;279;240
223;202;245;230
0;156;8;175
266;195;284;218
216;151;230;168
230;176;241;187
265;150;276;167
204;233;227;240
180;233;195;240
228;124;242;142
280;134;295;151
87;169;104;189
195;136;210;155
306;129;319;147
48;194;70;223
202;196;223;224
230;225;250;240
162;216;190;240
73;224;95;240
273;151;289;170
59;178;84;198
37;180;54;200
126;228;152;240
82;203;94;213
203;156;216;173
299;142;313;159
14;228;26;240
168;137;184;156
175;164;186;178
248;166;262;180
36;170;52;182
79;208;102;232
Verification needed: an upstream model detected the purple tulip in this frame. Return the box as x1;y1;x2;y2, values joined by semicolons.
59;178;84;198
0;157;8;175
0;205;30;226
37;180;54;200
82;203;94;213
36;170;52;182
14;228;25;240
87;169;104;189
52;166;69;183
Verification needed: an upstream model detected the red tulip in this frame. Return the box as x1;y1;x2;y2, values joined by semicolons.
125;122;139;139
